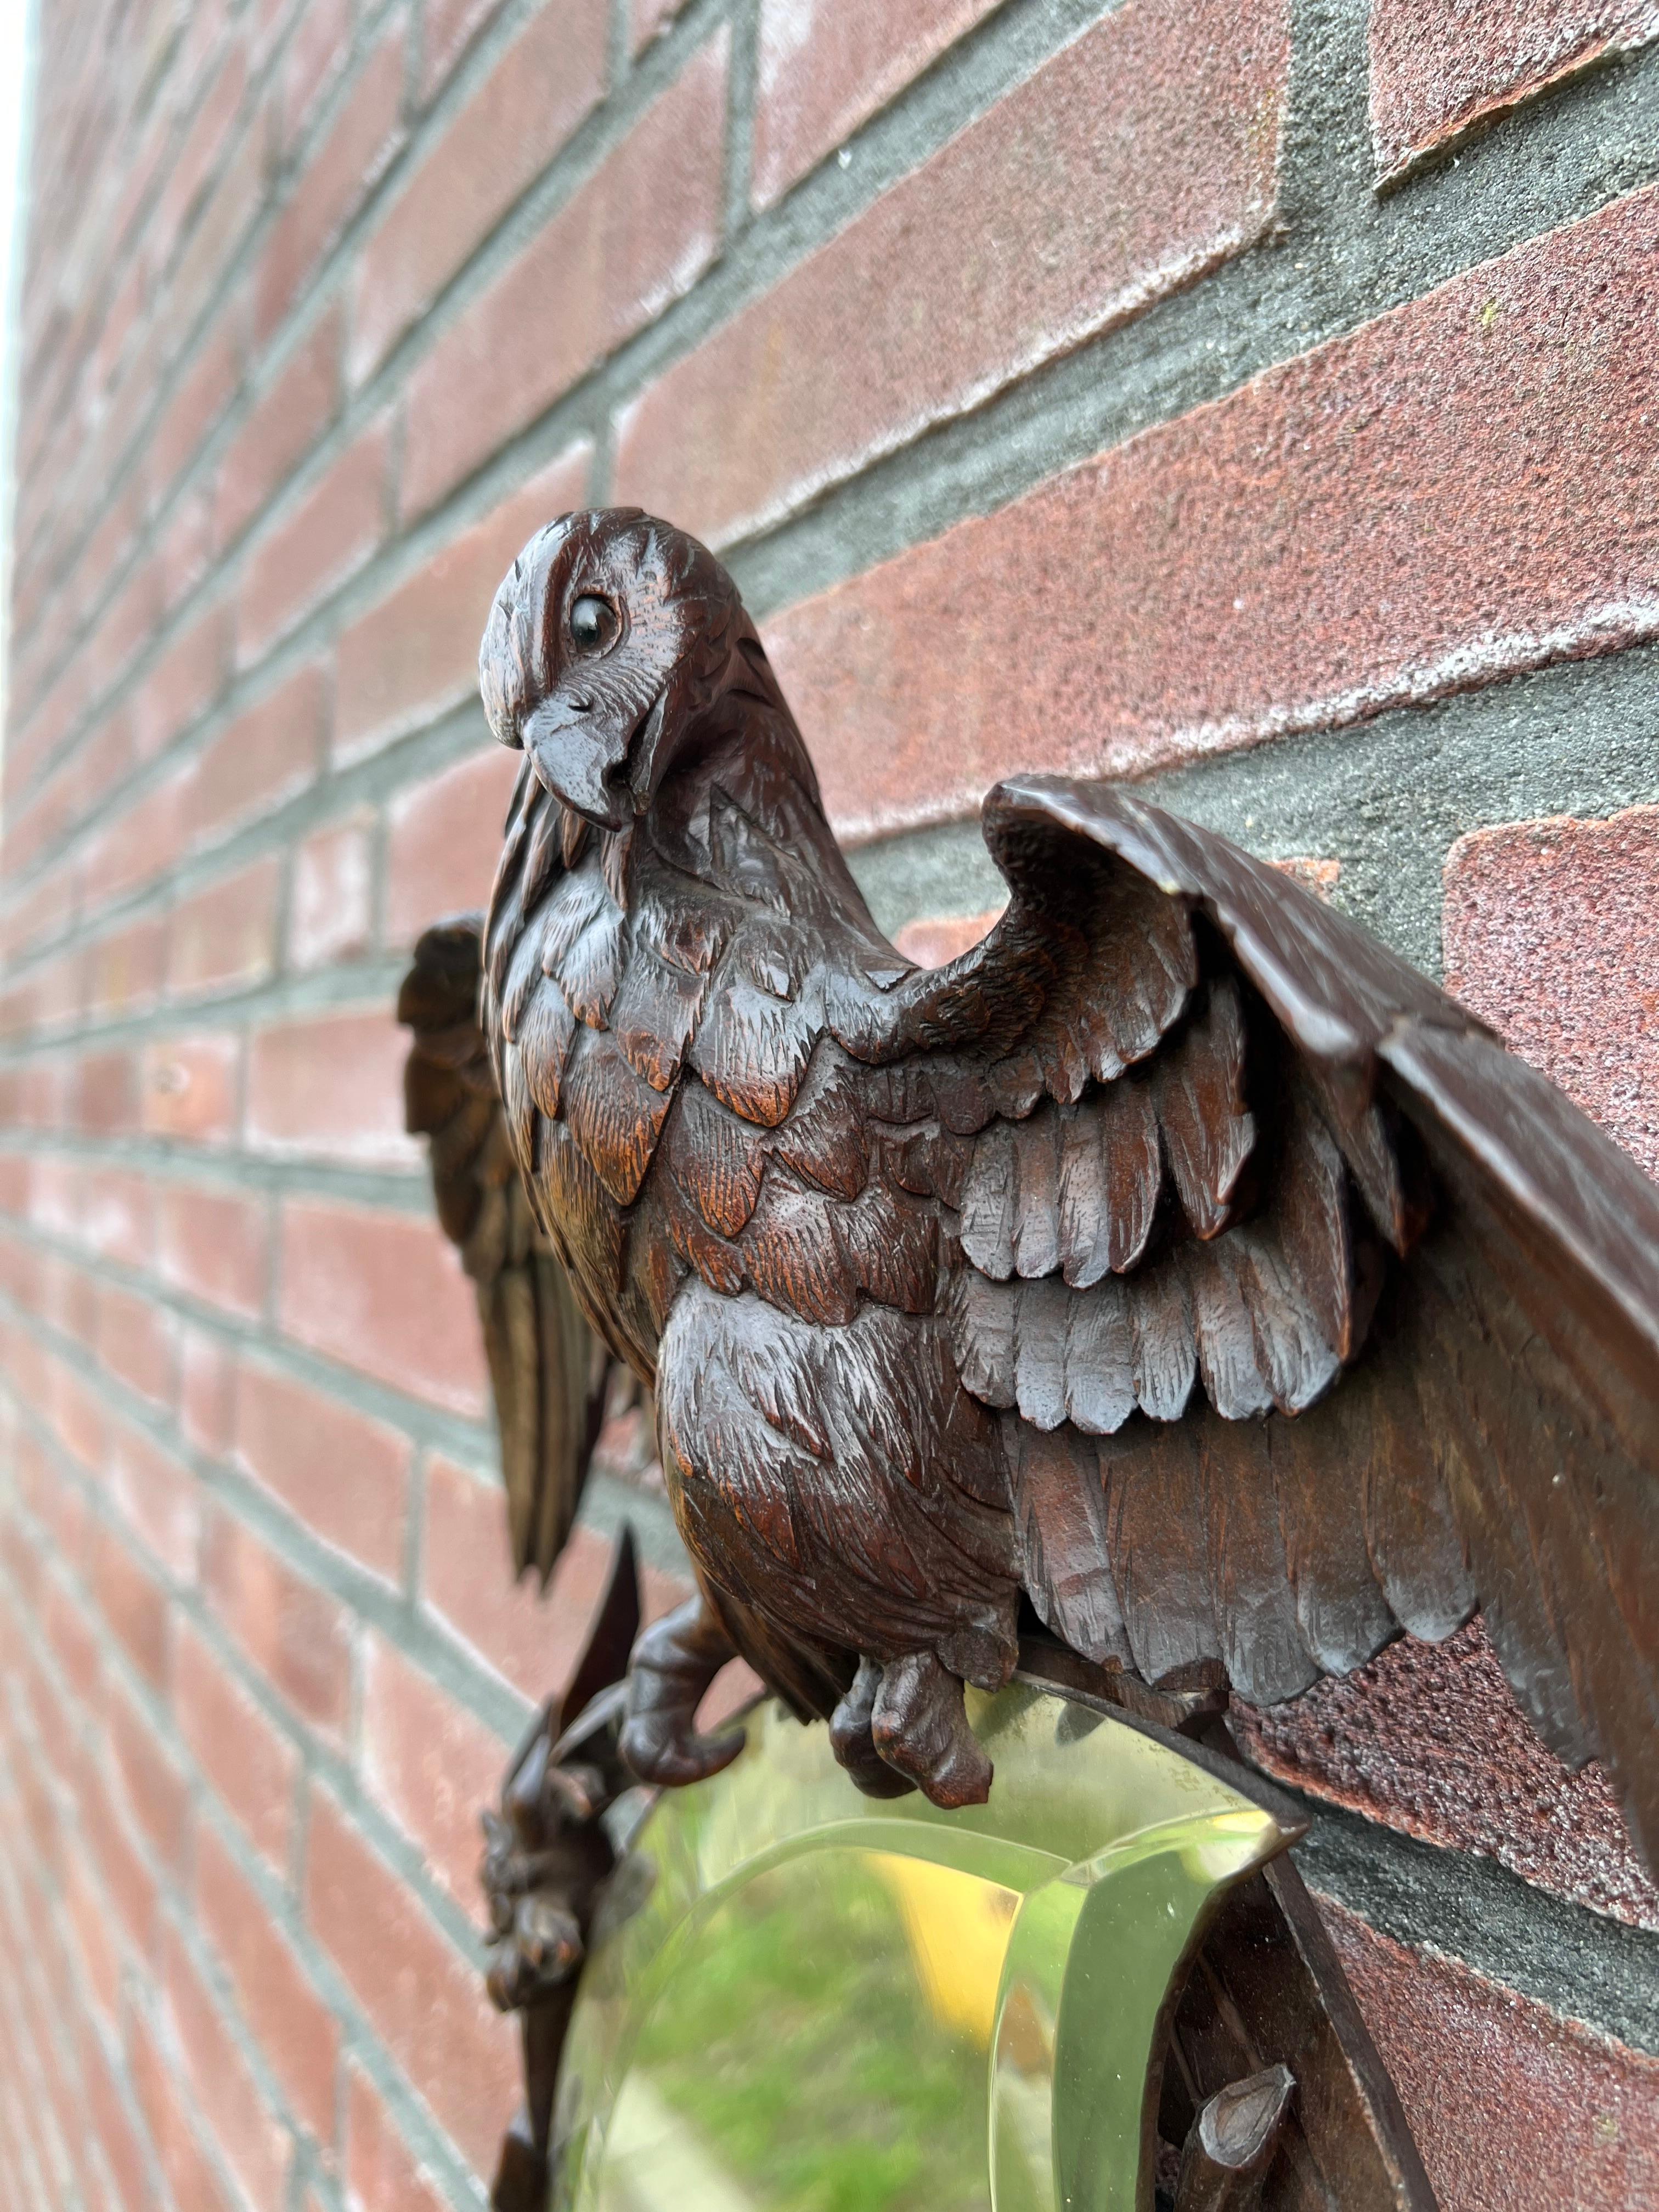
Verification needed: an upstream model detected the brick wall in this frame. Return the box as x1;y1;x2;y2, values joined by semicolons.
1;2;1656;2208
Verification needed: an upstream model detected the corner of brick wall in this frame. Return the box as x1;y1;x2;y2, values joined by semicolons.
2;2;1657;2208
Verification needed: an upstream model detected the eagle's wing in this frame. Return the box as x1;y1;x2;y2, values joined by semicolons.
889;778;1659;1861
399;916;616;1582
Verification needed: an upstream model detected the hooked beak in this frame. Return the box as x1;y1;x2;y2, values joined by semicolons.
522;697;630;830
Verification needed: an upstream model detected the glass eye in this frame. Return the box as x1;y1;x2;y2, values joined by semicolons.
569;594;618;653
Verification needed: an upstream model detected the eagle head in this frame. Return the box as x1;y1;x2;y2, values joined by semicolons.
479;507;746;831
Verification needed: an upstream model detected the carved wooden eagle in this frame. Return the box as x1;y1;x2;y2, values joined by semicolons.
400;507;1659;1861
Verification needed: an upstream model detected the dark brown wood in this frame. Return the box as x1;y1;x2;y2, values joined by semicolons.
1172;2066;1296;2211
405;504;1659;1876
479;1533;640;2212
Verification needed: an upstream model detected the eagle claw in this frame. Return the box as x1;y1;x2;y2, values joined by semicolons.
619;1595;746;1787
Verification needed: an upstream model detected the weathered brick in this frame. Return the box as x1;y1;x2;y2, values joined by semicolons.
195;1825;339;2144
236;420;391;664
42;1567;102;1704
350;0;607;384
362;1637;503;1904
81;764;191;915
83;915;166;1022
107;1415;201;1581
1369;0;1659;182
168;853;281;999
383;746;520;948
1325;1900;1659;2210
401;31;727;519
82;2016;151;2212
752;0;1003;208
630;0;688;52
200;1509;353;1743
161;1926;292;2211
343;2065;448;2212
305;1788;519;2173
148;325;242;511
419;0;504;99
276;0;353;155
97;1281;179;1409
157;483;217;611
81;1167;156;1269
64;1843;122;2025
892;905;1004;967
276;1198;489;1416
91;1524;171;1691
617;0;1289;548
140;1031;242;1146
765;183;1659;840
184;663;328;850
256;24;408;343
246;1007;420;1167
155;1180;269;1320
1443;803;1659;1180
130;603;233;761
70;1044;142;1137
127;2005;240;2212
153;42;250;259
288;811;373;969
175;1621;297;1869
104;1676;190;1872
215;311;342;552
234;1358;410;1582
335;443;591;763
179;1325;237;1456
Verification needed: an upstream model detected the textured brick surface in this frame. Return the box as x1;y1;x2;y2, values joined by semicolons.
1369;0;1659;179
1237;1618;1659;1928
402;32;729;518
1326;1901;1659;2210
766;184;1659;840
8;0;1659;2199
617;0;1290;546
751;0;1005;208
1442;803;1659;1178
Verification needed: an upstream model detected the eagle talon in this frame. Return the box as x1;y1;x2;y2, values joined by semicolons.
619;1595;747;1787
830;1658;917;1799
870;1652;992;1809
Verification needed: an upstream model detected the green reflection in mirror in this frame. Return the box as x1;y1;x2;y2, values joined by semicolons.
554;1686;1293;2212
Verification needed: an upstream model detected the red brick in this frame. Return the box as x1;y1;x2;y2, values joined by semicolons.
91;1525;171;1691
83;915;166;1021
752;0;1002;208
335;442;591;762
195;1825;339;2143
276;0;353;154
305;1789;518;2174
81;764;190;913
180;1325;237;1455
105;1677;190;1871
401;32;727;519
185;663;328;850
277;1199;488;1416
158;482;217;612
1325;1900;1659;2210
83;2015;150;2212
64;1842;122;2025
88;544;166;696
1442;803;1659;1180
129;603;233;761
630;0;688;52
27;1151;81;1235
344;2066;448;2212
765;183;1659;841
70;1044;142;1137
128;2005;240;2212
418;0;502;100
256;24;408;342
176;1621;297;1868
141;1031;242;1145
215;310;342;552
247;1006;421;1166
107;1416;201;1581
236;420;391;664
234;1359;410;1582
201;1509;353;1742
1369;0;1659;182
161;1927;292;2210
421;1457;691;1702
383;746;520;947
617;0;1289;548
288;811;373;969
81;1167;156;1267
156;1181;268;1319
149;325;242;509
362;1637;503;1904
98;1281;179;1409
893;905;1005;967
349;0;607;384
168;854;281;997
42;1568;102;1703
153;43;250;259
